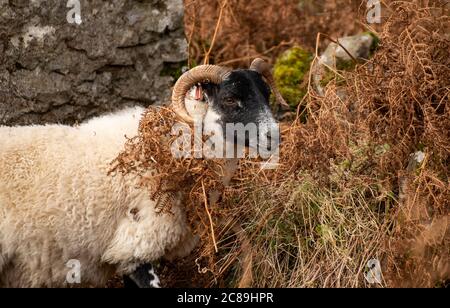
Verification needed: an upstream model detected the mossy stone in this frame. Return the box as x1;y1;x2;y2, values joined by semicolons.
363;31;380;56
273;47;313;108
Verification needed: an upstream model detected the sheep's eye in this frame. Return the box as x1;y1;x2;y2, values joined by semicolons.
223;98;238;107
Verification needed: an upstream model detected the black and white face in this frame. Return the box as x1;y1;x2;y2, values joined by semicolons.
200;70;279;155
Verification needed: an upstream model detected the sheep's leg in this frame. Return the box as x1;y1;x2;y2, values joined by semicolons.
124;263;161;288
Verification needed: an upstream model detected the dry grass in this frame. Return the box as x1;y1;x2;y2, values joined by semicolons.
113;0;449;288
228;0;450;288
184;0;365;67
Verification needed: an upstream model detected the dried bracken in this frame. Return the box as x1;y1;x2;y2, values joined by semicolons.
113;0;449;288
111;106;226;223
236;0;449;287
184;0;365;67
110;107;243;285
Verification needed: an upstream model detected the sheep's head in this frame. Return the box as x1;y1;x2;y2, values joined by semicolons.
172;59;285;157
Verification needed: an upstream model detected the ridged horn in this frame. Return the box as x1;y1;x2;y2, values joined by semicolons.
250;58;289;109
171;65;231;123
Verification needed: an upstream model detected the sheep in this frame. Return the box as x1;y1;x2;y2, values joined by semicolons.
0;58;285;288
0;106;195;287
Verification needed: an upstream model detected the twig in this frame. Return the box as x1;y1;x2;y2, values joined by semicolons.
319;32;358;63
203;0;228;65
202;180;219;253
233;224;253;288
216;40;294;66
186;0;198;68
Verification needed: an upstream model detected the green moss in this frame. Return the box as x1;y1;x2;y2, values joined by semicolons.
320;58;357;88
315;224;335;243
160;60;188;82
363;31;380;56
336;58;356;71
273;47;313;108
320;68;342;87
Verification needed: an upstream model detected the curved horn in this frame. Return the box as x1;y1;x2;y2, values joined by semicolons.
171;65;231;123
250;58;289;109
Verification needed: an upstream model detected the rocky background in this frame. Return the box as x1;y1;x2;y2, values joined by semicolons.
0;0;187;125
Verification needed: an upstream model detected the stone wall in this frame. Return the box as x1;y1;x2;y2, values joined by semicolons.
0;0;187;125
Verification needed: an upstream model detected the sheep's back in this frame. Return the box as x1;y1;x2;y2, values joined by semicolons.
0;107;194;287
0;124;126;257
0;110;142;286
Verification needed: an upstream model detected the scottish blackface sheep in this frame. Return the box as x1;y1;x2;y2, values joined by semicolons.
0;59;283;287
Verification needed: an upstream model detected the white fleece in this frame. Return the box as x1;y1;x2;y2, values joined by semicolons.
0;106;195;287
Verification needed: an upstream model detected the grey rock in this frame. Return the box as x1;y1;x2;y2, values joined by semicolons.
0;0;187;126
320;33;374;67
313;33;375;96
